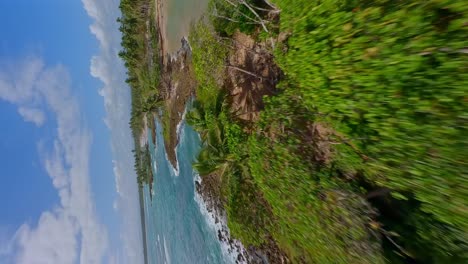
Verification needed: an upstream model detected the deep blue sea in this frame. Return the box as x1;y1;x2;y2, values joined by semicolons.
142;118;231;264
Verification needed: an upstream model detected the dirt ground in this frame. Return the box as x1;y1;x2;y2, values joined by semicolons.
225;31;282;122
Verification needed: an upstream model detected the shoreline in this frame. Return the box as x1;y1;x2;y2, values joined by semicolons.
121;0;468;262
193;173;249;263
138;185;149;264
150;4;254;261
154;0;170;66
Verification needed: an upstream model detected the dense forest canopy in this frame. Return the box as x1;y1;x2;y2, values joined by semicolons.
118;0;160;186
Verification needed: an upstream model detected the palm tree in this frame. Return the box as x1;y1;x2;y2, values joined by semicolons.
189;90;235;177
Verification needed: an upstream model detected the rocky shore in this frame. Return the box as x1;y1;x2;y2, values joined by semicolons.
157;37;196;169
159;30;293;262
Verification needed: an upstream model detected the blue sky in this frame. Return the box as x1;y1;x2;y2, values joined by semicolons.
0;0;143;263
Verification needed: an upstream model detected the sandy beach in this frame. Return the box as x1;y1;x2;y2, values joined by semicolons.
155;0;167;64
155;0;208;56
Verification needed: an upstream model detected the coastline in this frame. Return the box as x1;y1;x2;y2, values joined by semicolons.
138;185;149;264
193;173;249;263
154;0;167;66
150;3;255;260
121;0;468;262
142;0;290;261
160;37;196;169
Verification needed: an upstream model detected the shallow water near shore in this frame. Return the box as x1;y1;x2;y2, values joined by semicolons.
142;118;234;263
165;0;208;53
142;2;238;262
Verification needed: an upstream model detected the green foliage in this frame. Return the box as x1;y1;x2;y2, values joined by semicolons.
188;96;274;246
268;0;468;261
382;202;468;263
246;134;384;263
188;14;383;262
129;0;467;262
209;0;260;36
119;0;161;132
272;0;468;223
134;145;154;187
119;0;161;186
189;21;228;109
187;22;274;241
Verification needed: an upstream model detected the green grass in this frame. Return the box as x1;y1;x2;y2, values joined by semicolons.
188;16;383;262
169;0;468;263
115;0;468;259
189;20;228;109
267;0;468;262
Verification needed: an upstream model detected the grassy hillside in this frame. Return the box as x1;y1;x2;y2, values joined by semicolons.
188;0;467;263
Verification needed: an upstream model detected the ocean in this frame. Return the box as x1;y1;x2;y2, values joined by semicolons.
141;0;240;262
142;118;235;264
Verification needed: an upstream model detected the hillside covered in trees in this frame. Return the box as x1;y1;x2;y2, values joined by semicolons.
118;0;468;262
118;0;161;187
188;0;467;263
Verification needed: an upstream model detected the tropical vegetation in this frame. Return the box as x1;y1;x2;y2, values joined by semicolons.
118;0;468;262
187;0;468;263
118;0;161;186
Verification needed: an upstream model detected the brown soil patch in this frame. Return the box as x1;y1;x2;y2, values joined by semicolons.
302;122;334;165
226;31;282;122
155;0;167;66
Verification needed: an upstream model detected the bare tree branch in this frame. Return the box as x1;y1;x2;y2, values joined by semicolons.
238;0;269;33
380;228;413;259
263;0;279;11
227;65;264;80
218;0;267;25
212;13;270;25
251;4;278;13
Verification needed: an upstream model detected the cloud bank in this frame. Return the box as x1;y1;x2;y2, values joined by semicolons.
0;57;108;263
81;0;144;263
0;0;144;262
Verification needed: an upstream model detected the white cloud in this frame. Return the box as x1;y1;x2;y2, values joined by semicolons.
15;210;78;264
0;57;109;264
18;107;46;126
0;57;43;104
112;160;122;196
82;0;144;263
0;226;17;263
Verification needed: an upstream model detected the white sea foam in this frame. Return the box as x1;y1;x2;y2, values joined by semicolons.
140;114;149;147
163;235;171;264
165;151;180;177
156;234;161;258
153;159;158;173
166;107;187;177
176;107;187;139
193;173;248;264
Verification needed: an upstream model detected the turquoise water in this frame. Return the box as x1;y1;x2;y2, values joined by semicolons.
142;118;229;263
